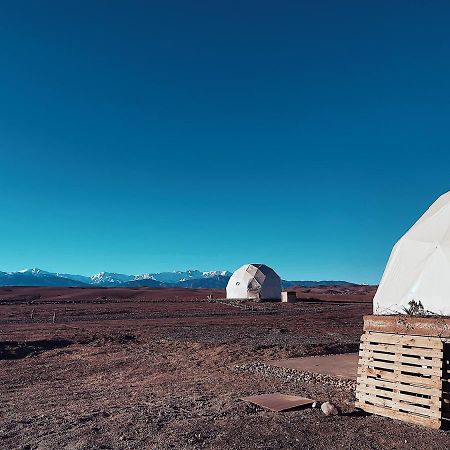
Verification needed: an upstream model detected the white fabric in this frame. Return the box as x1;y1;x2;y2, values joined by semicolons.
226;264;281;300
374;191;450;315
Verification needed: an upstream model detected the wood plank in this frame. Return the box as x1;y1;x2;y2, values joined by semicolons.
363;315;450;338
356;374;442;396
358;385;441;408
357;365;441;388
391;347;402;411
362;334;443;350
360;342;443;358
357;393;441;418
355;401;441;429
361;332;443;349
358;358;442;376
356;365;435;385
359;350;442;368
357;396;440;418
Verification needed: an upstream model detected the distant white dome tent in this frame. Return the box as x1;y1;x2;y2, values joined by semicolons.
374;191;450;316
226;264;281;300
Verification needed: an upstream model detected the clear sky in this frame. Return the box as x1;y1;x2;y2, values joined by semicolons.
1;1;449;283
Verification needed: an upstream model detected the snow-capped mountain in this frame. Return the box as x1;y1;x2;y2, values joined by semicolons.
0;268;233;287
0;267;354;288
141;270;233;284
201;271;232;278
90;272;134;285
153;270;204;283
132;274;156;281
17;268;52;276
16;268;91;284
0;268;88;287
175;275;231;289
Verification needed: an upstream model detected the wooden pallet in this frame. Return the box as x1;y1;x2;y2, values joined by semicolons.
441;344;450;427
355;330;444;429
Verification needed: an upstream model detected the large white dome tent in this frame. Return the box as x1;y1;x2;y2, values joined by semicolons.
374;191;450;316
226;264;281;300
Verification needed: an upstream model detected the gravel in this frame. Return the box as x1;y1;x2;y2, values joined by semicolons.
234;361;356;391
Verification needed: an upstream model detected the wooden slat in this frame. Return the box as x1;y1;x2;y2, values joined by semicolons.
358;358;441;376
360;342;443;358
361;332;443;349
359;350;442;368
363;315;450;338
357;365;441;388
359;360;441;377
355;401;441;429
357;385;441;408
356;375;441;396
357;392;441;417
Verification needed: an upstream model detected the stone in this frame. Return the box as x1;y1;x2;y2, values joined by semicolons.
321;401;339;416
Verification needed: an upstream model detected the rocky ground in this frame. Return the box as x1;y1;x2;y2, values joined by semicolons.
1;286;449;449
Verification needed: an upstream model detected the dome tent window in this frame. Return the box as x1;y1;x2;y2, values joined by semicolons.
226;264;281;301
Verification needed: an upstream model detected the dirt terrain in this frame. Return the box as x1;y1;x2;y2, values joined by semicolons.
1;285;449;449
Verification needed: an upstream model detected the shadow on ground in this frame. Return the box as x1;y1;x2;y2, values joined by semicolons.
0;339;73;360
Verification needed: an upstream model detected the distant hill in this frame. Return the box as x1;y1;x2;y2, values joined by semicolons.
281;280;357;288
122;279;165;288
175;275;231;289
0;270;88;287
0;268;357;289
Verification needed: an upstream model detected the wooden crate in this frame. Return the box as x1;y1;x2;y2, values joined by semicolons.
355;315;450;429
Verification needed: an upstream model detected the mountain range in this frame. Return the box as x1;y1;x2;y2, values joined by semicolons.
0;268;355;289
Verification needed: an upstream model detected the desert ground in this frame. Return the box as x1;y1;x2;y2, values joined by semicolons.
1;285;449;449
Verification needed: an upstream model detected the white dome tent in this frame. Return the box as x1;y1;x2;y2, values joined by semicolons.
374;191;450;316
226;264;281;300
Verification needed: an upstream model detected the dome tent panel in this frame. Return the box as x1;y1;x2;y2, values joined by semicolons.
226;265;255;299
374;191;450;316
226;264;282;300
259;268;283;300
254;269;266;285
248;278;262;297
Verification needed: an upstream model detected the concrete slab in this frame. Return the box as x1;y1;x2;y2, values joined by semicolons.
240;393;314;412
268;353;359;380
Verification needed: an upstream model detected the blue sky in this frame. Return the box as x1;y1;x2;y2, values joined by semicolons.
1;1;449;283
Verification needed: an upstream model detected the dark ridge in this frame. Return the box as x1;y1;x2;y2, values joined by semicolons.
0;339;73;360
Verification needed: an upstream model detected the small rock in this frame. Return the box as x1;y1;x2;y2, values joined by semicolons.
321;401;339;416
312;401;320;409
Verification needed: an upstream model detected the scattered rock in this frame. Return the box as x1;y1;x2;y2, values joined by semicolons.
321;402;339;416
234;362;356;391
244;403;261;414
